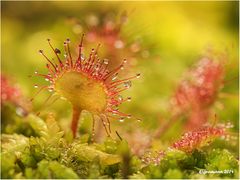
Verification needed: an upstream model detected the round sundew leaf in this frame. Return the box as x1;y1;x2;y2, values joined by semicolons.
55;70;107;113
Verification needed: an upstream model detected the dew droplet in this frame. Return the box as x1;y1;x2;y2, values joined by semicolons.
103;59;109;65
136;73;141;78
60;96;67;100
39;50;43;54
112;73;118;81
119;117;125;122
137;118;142;122
118;95;123;101
123;59;127;63
127;97;132;102
48;88;53;92
127;114;132;119
34;84;38;88
120;65;124;70
113;105;119;111
94;65;100;71
66;38;70;43
55;48;61;54
81;54;85;60
34;71;38;74
123;81;132;88
45;78;49;81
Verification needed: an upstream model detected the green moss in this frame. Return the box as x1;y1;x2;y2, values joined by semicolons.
164;169;183;179
1;112;239;179
205;149;239;178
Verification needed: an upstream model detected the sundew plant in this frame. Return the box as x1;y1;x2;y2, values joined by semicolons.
1;1;239;179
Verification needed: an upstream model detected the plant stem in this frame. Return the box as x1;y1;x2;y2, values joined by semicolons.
71;106;81;138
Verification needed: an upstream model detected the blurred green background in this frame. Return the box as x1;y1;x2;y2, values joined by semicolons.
1;1;239;147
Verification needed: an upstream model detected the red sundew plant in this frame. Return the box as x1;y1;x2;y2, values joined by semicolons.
84;12;127;50
69;12;148;70
141;150;165;166
86;13;147;57
1;74;21;104
86;16;123;49
142;122;233;166
171;123;232;153
32;35;141;138
172;57;224;110
154;57;225;138
1;74;31;115
171;57;224;129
